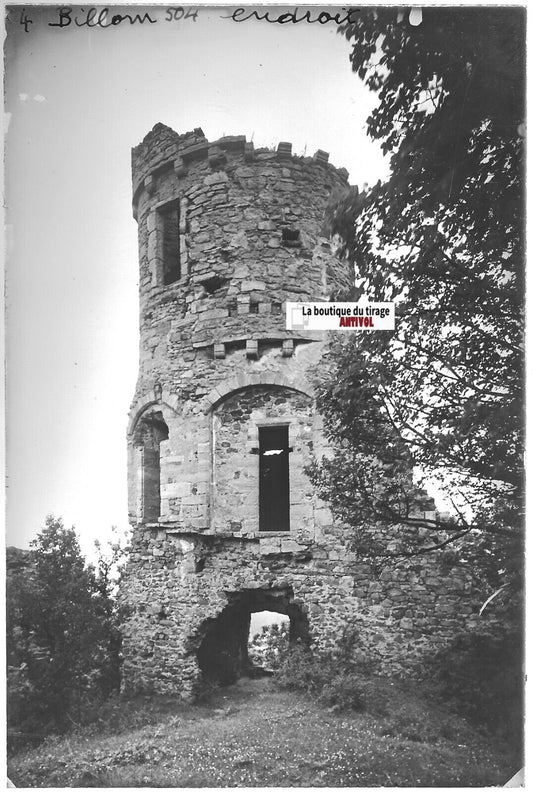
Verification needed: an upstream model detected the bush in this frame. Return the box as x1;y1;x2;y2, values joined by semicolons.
6;518;128;752
320;672;365;711
276;644;332;694
275;638;366;712
431;629;524;746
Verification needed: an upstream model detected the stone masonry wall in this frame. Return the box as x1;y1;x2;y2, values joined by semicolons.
212;386;315;534
120;521;484;695
120;125;487;697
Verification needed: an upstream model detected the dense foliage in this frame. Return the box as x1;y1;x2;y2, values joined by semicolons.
275;631;367;712
431;627;523;746
248;622;289;671
312;8;524;592
6;517;127;751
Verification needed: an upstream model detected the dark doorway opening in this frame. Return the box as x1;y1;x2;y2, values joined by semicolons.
259;425;290;532
195;587;308;685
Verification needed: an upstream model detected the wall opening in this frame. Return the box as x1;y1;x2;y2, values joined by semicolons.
204;275;226;294
259;425;290;532
134;411;169;522
281;227;301;248
195;587;308;685
248;611;290;672
159;200;181;284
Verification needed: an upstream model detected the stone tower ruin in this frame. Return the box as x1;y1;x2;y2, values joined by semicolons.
120;124;482;695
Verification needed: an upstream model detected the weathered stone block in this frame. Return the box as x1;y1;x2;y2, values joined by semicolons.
204;170;228;185
282;339;294;357
241;280;266;292
246;339;258;359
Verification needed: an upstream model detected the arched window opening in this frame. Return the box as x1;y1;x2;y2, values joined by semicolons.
134;411;169;523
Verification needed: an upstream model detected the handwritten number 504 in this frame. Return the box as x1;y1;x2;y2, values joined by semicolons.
166;7;198;22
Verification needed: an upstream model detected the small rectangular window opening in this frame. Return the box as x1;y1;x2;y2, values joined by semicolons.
259;425;290;532
271;302;282;315
202;275;225;294
281;228;301;248
160;202;181;285
249;301;259;314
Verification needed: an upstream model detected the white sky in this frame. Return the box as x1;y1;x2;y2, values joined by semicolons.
4;4;391;555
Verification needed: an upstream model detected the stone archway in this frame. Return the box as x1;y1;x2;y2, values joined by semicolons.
195;586;309;685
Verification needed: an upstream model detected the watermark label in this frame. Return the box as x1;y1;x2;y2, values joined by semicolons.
286;302;395;331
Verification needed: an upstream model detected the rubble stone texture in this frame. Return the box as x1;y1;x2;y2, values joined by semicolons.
120;124;482;696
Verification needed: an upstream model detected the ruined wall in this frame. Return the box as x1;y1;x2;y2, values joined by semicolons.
120;520;483;695
120;125;486;696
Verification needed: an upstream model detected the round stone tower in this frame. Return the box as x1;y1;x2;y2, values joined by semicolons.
120;124;356;693
127;124;351;526
120;124;482;695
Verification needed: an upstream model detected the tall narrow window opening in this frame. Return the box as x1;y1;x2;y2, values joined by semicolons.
160;201;181;284
135;412;169;522
259;425;290;532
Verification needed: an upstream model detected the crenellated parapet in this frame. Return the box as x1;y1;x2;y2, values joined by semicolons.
131;123;350;214
130;124;354;411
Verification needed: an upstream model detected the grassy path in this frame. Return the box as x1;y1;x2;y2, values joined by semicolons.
8;678;518;787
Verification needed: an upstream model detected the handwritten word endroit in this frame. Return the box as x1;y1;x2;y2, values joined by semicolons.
221;7;361;25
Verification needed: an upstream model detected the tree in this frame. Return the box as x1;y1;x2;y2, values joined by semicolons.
93;527;131;696
7;517;127;745
248;622;290;671
312;8;524;593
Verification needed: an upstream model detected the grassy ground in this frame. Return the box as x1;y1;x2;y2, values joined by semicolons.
8;676;520;787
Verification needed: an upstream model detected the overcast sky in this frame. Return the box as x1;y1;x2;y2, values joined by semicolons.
4;4;391;555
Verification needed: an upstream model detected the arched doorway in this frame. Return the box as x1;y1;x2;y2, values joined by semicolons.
196;586;309;685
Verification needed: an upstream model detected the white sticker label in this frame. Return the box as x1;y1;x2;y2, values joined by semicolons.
286;302;395;330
